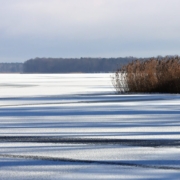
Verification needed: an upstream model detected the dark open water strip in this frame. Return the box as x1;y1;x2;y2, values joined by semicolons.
0;154;180;170
0;136;180;147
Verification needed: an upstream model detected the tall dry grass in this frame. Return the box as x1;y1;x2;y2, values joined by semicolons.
112;56;180;93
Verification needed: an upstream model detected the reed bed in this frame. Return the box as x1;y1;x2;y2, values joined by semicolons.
112;56;180;93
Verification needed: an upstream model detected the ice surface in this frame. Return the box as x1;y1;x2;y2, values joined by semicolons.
0;74;180;179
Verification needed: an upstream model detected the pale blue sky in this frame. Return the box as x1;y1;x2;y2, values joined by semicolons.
0;0;180;62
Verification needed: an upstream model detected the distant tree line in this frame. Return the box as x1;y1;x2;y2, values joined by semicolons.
23;57;135;73
0;63;23;73
0;57;160;73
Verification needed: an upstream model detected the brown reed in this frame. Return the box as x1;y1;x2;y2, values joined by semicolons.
112;56;180;93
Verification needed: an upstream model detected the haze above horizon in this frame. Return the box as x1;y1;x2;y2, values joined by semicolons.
0;0;180;62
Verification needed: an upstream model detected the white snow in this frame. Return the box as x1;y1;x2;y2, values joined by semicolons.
0;74;180;179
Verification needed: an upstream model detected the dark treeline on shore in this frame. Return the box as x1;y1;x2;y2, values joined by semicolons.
0;63;23;73
0;56;178;73
0;56;161;73
23;57;135;73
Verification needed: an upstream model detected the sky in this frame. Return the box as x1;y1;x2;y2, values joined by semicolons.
0;0;180;62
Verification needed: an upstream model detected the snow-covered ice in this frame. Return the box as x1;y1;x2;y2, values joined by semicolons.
0;74;180;179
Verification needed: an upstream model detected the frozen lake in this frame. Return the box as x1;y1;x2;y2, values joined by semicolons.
0;74;180;179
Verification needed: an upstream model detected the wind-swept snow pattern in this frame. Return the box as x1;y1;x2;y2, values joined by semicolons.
0;74;180;179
